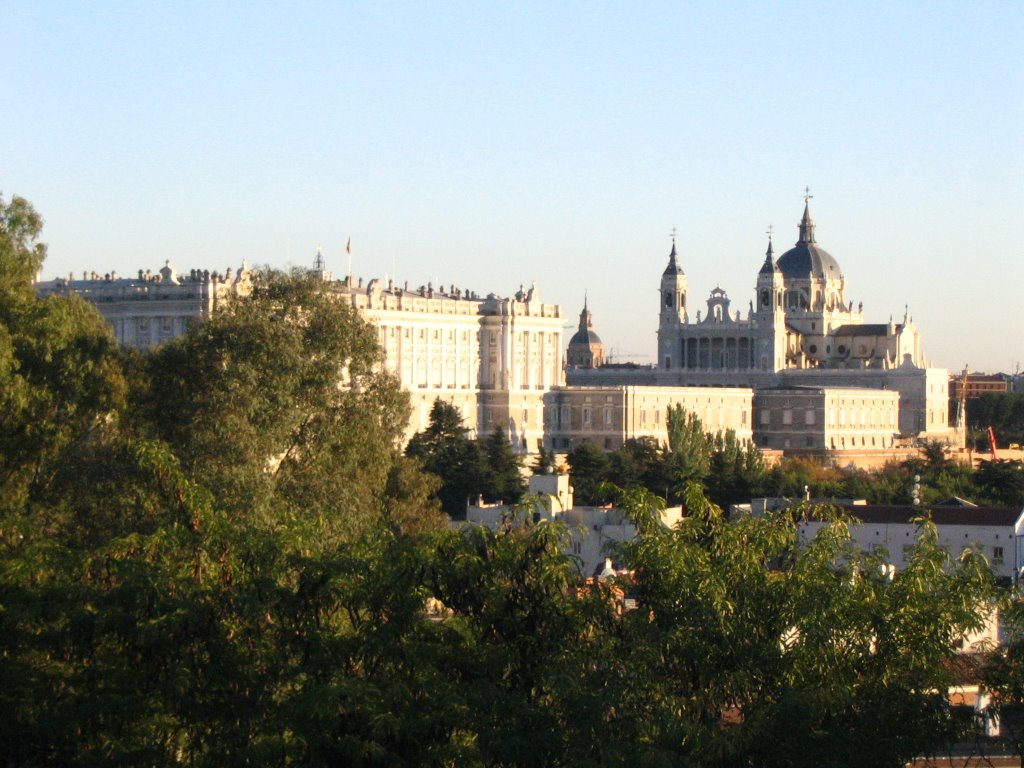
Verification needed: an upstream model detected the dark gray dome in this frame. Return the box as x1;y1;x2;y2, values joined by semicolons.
569;328;602;346
776;242;842;281
776;201;842;280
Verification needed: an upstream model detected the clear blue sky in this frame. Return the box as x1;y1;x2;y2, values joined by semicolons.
5;1;1022;372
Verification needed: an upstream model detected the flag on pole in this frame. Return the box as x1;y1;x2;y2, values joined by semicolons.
346;237;352;254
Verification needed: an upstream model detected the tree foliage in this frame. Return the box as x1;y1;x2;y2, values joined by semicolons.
666;403;713;486
968;392;1024;448
566;440;613;504
608;484;997;767
406;400;526;516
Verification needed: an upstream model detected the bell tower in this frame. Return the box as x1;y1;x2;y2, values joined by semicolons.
755;234;784;316
657;233;688;369
753;234;787;372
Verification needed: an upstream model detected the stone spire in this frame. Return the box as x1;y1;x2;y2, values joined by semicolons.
759;232;779;275
797;198;817;244
663;239;684;276
578;292;593;331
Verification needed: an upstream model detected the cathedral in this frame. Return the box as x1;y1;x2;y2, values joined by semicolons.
656;198;923;374
566;197;956;450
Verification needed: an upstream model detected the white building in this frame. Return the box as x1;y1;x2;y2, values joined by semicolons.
36;261;254;348
336;277;564;445
656;199;926;374
40;199;956;457
544;385;753;452
464;473;684;577
795;502;1024;582
754;385;901;453
38;264;566;446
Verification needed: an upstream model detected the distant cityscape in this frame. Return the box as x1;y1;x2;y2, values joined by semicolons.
42;198;1001;471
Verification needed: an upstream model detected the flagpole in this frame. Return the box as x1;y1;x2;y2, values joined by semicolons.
346;237;352;286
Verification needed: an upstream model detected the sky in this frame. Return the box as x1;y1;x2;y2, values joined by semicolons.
5;1;1022;373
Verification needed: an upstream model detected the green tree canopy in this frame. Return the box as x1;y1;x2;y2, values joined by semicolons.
406;398;486;517
607;484;998;767
665;403;714;490
480;426;525;505
137;270;413;543
566;441;613;504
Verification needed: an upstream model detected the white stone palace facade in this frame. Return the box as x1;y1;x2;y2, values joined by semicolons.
343;277;564;447
37;265;566;447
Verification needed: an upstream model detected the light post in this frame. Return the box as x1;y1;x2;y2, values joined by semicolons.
911;474;921;506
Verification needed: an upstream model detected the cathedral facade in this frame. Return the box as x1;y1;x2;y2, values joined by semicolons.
656;200;924;375
568;198;957;450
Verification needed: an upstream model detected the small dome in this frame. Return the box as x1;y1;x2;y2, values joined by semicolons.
567;296;605;368
569;327;603;346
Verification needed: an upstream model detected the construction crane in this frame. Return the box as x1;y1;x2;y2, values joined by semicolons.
606;347;650;364
987;426;999;461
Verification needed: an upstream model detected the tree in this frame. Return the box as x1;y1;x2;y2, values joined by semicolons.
1;194;1006;766
768;455;844;499
566;441;612;504
0;192;48;299
665;404;713;491
1;213;451;763
983;595;1024;763
969;393;1024;448
480;427;525;505
382;454;446;536
0;194;127;517
608;437;671;497
975;459;1024;507
406;398;486;517
137;270;413;544
705;428;769;508
604;483;997;767
530;444;556;476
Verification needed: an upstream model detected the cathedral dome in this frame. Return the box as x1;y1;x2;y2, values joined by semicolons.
569;327;602;346
776;242;842;281
776;201;843;281
567;297;605;369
